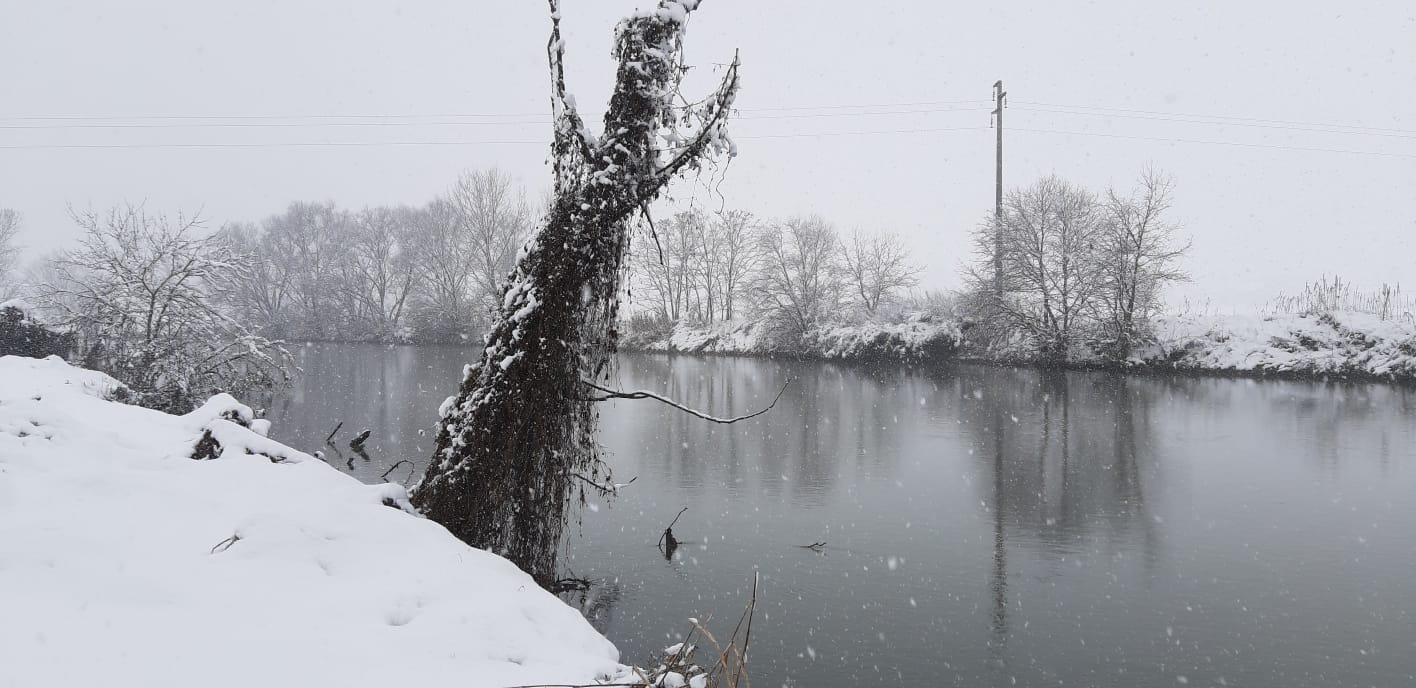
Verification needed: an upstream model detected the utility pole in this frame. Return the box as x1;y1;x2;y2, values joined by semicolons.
991;79;1006;297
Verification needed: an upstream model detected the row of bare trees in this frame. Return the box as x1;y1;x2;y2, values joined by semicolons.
219;168;532;342
966;169;1189;361
0;208;20;300
628;210;922;336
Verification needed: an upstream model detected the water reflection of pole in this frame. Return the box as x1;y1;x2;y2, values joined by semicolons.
989;402;1008;672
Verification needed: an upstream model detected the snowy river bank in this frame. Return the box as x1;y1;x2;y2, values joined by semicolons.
623;311;1416;383
0;355;624;688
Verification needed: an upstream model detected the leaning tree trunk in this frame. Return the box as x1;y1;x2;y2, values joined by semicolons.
411;0;739;586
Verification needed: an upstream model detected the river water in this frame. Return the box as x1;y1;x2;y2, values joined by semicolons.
265;342;1416;687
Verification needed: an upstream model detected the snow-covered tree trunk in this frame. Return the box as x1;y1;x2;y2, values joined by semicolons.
412;0;739;586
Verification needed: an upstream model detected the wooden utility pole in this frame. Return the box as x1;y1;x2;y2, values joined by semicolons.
992;80;1006;296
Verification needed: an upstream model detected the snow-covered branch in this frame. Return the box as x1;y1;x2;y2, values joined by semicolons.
581;378;787;424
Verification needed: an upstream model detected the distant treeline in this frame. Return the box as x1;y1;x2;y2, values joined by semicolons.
218;168;533;343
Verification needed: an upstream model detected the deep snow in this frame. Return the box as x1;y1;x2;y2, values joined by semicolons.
0;355;621;688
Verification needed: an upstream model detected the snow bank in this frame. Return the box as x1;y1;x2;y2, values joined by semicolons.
624;316;962;364
0;355;620;688
1143;311;1416;380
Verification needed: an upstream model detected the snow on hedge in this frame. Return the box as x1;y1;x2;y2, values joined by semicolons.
1145;311;1416;378
0;355;620;688
626;316;963;363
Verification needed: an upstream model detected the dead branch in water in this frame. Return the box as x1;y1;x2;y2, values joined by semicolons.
582;379;789;424
380;459;416;484
349;428;371;449
657;506;688;553
325;421;343;444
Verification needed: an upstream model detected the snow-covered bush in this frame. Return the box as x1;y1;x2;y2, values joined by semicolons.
36;204;293;412
625;317;963;365
1146;311;1416;379
0;301;73;359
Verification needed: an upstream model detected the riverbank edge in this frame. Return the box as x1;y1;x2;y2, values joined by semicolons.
622;344;1416;385
619;314;1416;385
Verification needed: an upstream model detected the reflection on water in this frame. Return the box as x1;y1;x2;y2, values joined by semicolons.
267;344;1416;688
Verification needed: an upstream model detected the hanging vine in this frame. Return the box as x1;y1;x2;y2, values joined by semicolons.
411;0;740;586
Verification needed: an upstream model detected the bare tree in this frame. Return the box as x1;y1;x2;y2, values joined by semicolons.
626;207;756;324
261;201;350;340
1099;168;1189;358
0;209;20;298
970;176;1106;361
407;198;480;339
840;228;921;316
217;221;294;338
712;209;758;321
632;210;705;321
412;0;740;585
340;206;420;338
40;204;292;411
752;215;846;338
447;169;534;318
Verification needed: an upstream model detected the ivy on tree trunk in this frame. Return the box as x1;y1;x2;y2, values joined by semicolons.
411;0;739;586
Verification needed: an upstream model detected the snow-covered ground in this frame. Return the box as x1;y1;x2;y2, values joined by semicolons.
0;355;621;688
623;317;962;364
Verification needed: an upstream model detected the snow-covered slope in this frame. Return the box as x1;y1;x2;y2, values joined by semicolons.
0;355;620;688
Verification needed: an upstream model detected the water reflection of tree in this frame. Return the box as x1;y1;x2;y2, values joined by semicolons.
950;366;1166;671
617;356;942;508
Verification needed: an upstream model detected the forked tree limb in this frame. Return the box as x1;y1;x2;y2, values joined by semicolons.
581;379;788;424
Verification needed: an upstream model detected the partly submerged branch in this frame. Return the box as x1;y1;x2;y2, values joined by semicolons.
581;378;788;424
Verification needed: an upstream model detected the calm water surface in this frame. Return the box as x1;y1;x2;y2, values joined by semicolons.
266;343;1416;688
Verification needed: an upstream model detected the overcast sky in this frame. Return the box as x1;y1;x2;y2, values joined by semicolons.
3;1;1413;309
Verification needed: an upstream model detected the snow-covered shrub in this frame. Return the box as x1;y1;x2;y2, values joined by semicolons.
36;204;294;412
0;302;73;359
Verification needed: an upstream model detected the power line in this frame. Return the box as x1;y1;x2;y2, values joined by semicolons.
0;106;994;131
2;98;1408;138
0;100;994;124
4;126;1412;158
1010;126;1416;160
0;140;547;150
0;126;995;150
1012;105;1416;139
1011;100;1416;137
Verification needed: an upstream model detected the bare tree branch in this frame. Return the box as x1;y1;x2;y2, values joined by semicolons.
581;378;787;424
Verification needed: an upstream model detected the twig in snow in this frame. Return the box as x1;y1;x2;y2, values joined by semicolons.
325;421;343;444
210;533;242;554
582;379;790;424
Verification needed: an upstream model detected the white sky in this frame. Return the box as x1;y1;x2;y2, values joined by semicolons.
2;1;1414;310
